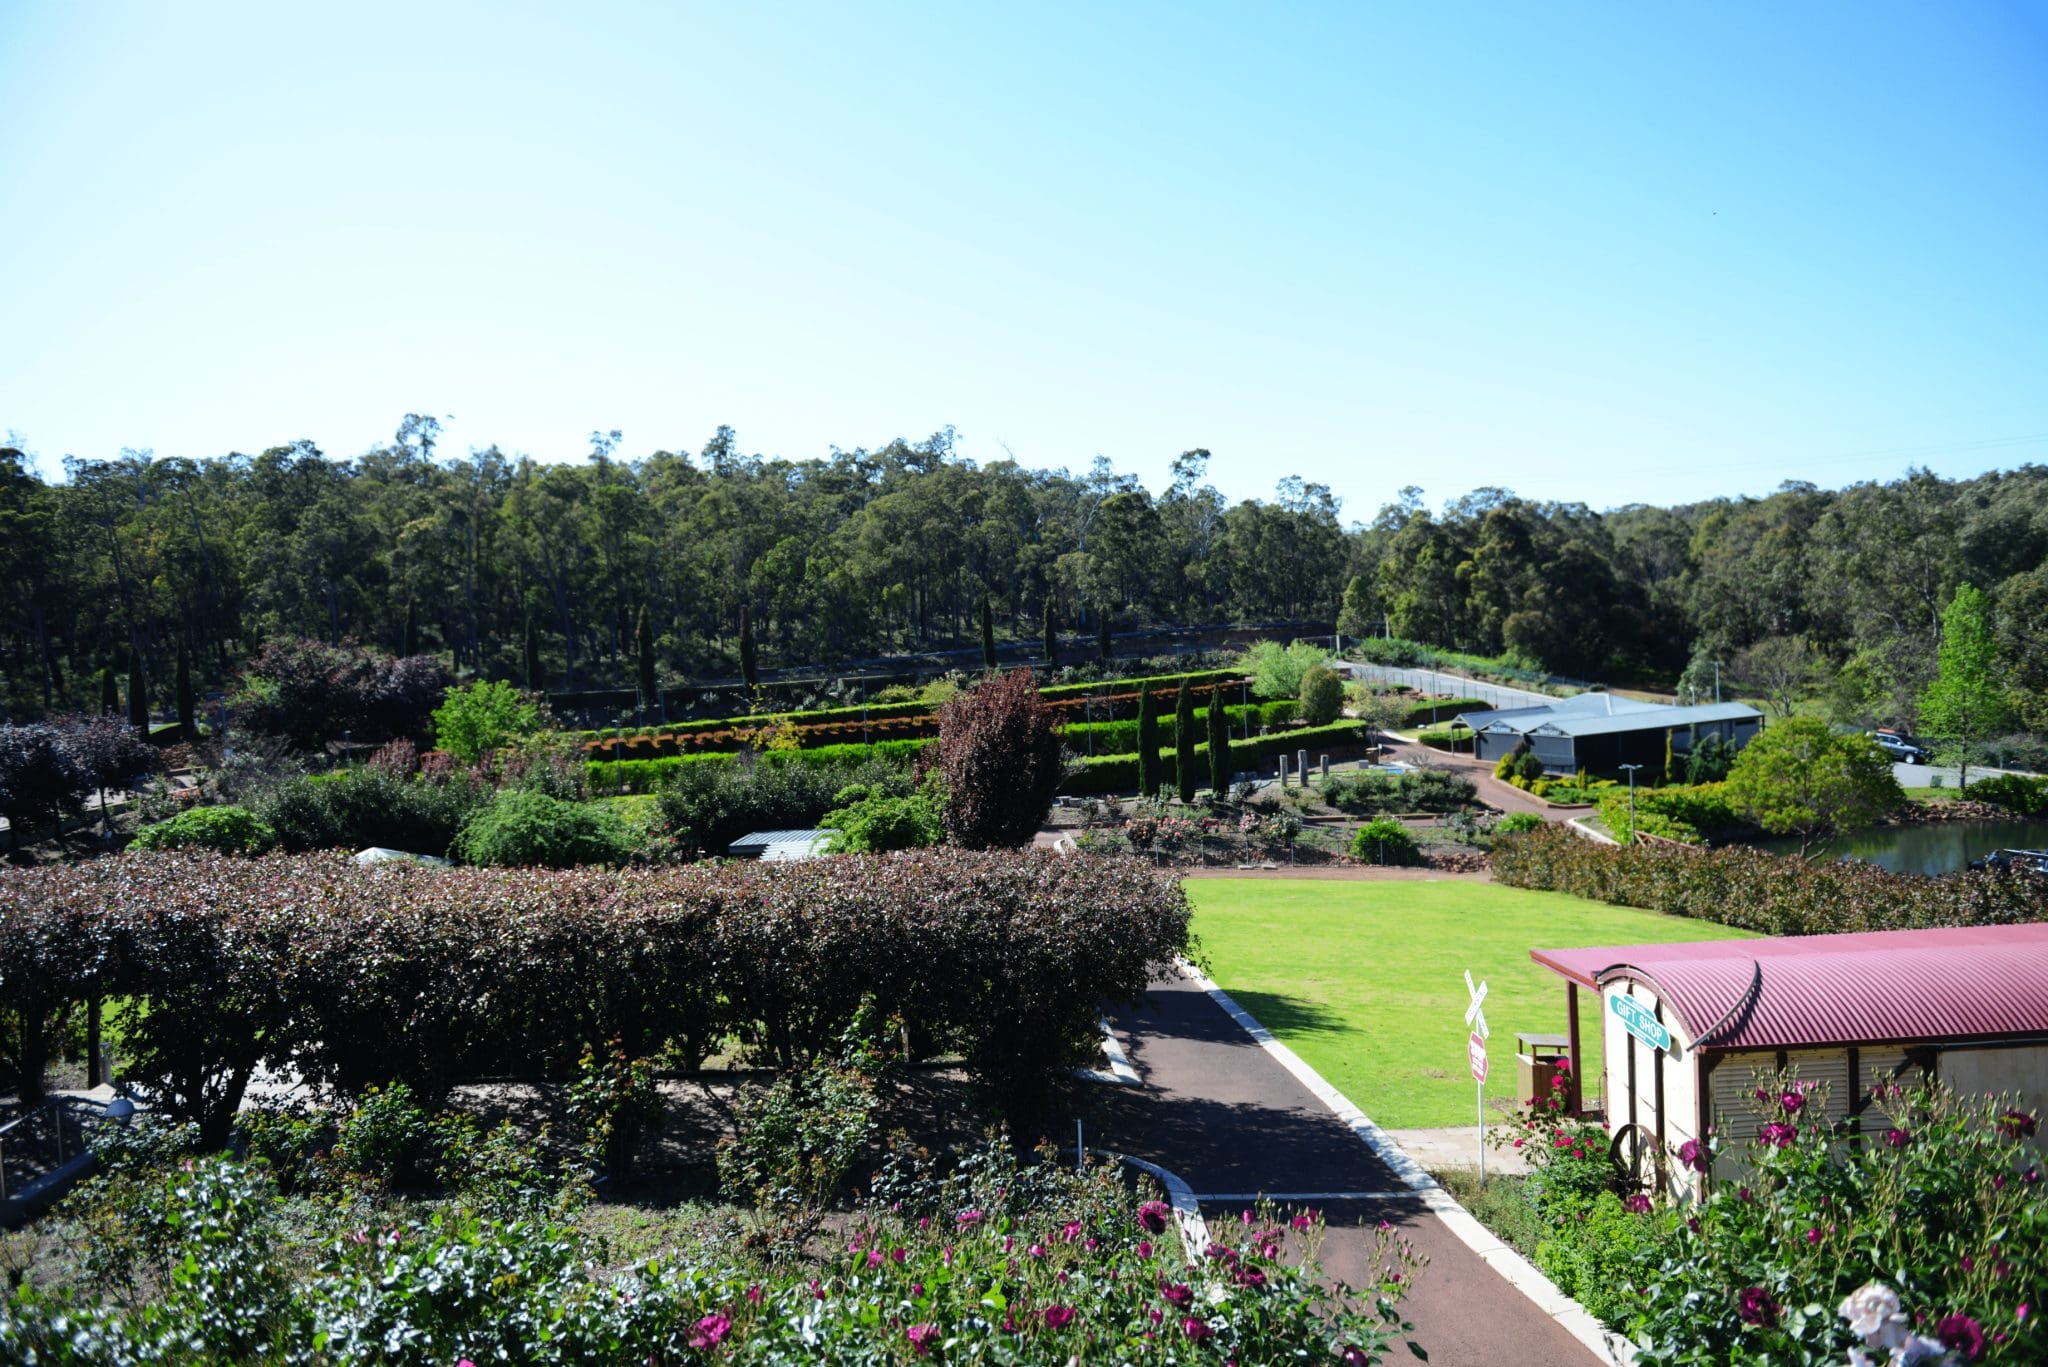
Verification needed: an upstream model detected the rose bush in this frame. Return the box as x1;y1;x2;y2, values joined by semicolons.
1;1137;1423;1366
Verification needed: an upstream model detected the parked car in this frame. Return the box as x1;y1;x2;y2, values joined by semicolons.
1869;730;1932;764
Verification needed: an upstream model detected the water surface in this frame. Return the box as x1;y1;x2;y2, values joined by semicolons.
1753;818;2048;875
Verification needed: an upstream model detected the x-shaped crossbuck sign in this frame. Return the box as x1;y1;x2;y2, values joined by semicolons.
1464;969;1489;1041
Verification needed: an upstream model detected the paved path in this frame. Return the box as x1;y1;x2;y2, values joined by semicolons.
1091;974;1600;1366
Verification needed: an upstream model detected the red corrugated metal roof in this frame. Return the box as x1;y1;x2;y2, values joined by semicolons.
1529;924;2048;1051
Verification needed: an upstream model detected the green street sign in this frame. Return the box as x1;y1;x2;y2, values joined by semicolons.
1610;993;1671;1052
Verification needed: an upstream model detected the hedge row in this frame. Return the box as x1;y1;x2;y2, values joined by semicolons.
1398;696;1489;727
584;714;936;758
0;849;1190;1138
573;700;936;743
1059;720;1375;796
1058;701;1298;755
587;739;934;793
1492;823;2048;935
1037;668;1243;700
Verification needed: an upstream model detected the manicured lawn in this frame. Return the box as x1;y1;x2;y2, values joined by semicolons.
1188;878;1758;1128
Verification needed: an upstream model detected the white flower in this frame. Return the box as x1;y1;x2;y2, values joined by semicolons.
1841;1282;1902;1340
1895;1337;1955;1367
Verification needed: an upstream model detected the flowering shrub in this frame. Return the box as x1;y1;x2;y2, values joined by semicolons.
1630;1074;2045;1365
0;848;1190;1133
2;1139;1423;1365
1493;823;2048;935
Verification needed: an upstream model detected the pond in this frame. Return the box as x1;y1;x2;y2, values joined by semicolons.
1754;817;2048;875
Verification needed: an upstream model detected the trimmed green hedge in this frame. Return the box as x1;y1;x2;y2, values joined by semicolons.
588;739;933;794
1058;701;1297;755
574;700;936;743
1038;669;1244;700
1399;696;1489;727
1059;720;1373;795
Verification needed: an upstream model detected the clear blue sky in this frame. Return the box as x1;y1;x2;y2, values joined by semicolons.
4;2;2045;518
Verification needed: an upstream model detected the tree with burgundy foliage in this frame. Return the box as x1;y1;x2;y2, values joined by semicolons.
935;669;1066;848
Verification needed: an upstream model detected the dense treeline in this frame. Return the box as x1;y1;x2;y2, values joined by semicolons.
0;426;1347;717
4;419;2045;734
1345;470;2048;728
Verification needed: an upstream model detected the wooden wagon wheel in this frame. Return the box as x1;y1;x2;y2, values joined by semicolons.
1609;1122;1659;1189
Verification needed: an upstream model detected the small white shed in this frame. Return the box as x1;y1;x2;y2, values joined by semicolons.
1530;923;2048;1199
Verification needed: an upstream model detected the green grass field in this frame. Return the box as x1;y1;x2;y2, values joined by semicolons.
1188;878;1758;1128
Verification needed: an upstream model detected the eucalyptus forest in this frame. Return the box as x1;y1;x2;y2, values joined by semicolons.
2;421;2045;739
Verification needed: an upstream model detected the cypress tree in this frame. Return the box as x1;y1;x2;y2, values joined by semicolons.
403;601;419;657
1042;598;1057;666
1136;682;1160;798
176;645;196;739
99;666;118;715
524;618;545;693
1097;605;1112;663
1174;676;1198;804
739;602;758;688
127;651;148;731
980;596;997;671
1207;683;1232;797
636;605;658;712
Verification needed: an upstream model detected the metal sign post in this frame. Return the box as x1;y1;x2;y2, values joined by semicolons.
1465;970;1490;1183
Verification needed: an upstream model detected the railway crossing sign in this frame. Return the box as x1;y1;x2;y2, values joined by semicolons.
1465;970;1490;1182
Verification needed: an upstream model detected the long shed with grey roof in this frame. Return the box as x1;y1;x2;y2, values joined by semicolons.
1462;692;1761;774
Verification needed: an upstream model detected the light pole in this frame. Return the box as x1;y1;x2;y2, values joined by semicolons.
1618;763;1643;843
859;670;868;746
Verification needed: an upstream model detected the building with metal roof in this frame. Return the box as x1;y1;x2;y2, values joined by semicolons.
726;829;833;862
1460;692;1762;774
1528;924;2048;1197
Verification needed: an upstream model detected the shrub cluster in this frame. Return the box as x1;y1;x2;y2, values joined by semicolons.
1967;772;2048;817
129;804;277;855
1321;767;1476;814
253;767;489;856
2;1136;1420;1366
1350;818;1422;866
230;636;449;750
654;751;912;856
449;788;638;867
1492;823;2048;934
1594;781;1744;844
0;849;1190;1137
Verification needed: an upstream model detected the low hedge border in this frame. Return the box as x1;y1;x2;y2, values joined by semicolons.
1492;823;2048;935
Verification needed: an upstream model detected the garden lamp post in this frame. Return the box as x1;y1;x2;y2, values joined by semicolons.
1618;763;1643;843
859;670;868;746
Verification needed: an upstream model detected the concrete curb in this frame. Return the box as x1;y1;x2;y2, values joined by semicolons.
1175;959;1637;1366
1076;1015;1143;1086
1093;1150;1209;1260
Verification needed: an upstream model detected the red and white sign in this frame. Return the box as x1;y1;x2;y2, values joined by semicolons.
1468;1031;1488;1084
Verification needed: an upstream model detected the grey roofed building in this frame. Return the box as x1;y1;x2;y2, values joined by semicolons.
1461;693;1763;775
727;829;833;862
